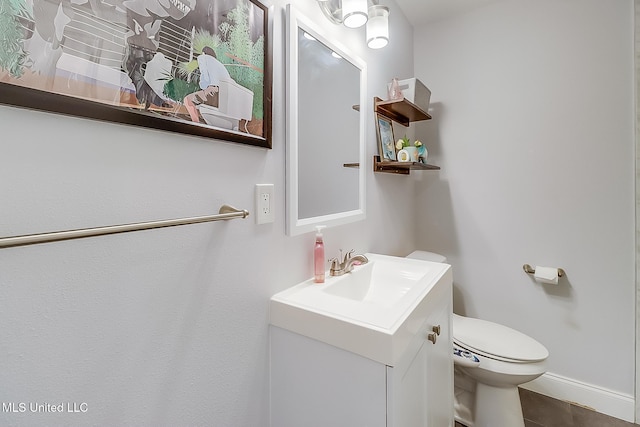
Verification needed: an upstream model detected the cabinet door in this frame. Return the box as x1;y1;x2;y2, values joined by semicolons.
424;301;453;426
387;341;429;426
387;293;453;426
271;327;387;427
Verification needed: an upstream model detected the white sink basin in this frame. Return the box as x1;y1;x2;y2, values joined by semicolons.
323;257;422;306
270;253;452;365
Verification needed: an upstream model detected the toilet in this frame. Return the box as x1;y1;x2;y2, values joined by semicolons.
406;251;549;427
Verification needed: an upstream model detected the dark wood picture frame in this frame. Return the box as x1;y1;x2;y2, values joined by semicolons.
0;0;272;148
375;113;396;161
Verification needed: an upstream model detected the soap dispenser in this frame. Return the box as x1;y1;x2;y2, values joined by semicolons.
314;225;326;283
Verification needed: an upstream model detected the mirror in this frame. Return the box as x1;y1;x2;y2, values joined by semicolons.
285;4;367;236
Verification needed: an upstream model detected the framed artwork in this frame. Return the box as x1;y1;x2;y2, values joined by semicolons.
0;0;272;148
375;114;396;161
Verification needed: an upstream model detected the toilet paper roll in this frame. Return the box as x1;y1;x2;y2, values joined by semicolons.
534;266;559;285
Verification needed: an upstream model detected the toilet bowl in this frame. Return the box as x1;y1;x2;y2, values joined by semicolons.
453;313;548;427
405;251;549;427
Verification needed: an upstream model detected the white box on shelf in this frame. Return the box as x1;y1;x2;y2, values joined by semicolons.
390;78;431;112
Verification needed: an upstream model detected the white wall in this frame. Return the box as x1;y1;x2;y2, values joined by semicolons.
0;1;418;425
413;0;636;419
636;2;640;422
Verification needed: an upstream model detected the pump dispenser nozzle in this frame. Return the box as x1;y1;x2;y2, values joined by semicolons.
314;225;326;283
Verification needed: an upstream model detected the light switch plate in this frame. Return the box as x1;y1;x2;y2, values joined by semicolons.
255;184;275;224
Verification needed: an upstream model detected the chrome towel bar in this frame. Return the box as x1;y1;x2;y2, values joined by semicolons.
522;264;565;277
0;204;249;249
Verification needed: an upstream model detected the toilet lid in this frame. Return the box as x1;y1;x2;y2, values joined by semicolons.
453;314;549;362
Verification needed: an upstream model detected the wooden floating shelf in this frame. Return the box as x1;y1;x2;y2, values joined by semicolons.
373;156;440;175
374;97;431;126
373;93;437;175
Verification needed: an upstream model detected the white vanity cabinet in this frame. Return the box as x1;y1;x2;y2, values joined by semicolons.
270;257;453;427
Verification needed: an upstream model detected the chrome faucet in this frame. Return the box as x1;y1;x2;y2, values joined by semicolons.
329;249;369;276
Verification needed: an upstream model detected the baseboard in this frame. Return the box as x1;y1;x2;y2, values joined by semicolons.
520;372;635;423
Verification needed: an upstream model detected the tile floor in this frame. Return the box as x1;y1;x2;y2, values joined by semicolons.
454;388;639;427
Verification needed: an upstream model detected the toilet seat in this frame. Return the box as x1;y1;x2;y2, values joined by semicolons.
453;314;548;363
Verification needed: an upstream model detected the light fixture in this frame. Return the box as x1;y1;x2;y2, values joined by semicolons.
342;0;368;28
316;0;390;49
366;5;389;49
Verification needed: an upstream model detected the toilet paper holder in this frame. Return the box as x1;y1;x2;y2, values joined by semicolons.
523;264;565;277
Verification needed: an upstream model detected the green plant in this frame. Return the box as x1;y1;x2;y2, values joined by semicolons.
0;0;31;78
163;77;199;103
396;135;411;150
395;135;423;151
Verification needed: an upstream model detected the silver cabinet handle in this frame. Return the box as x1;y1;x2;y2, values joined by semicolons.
427;333;437;344
432;325;441;336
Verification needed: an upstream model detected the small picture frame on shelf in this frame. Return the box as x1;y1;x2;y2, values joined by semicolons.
375;114;396;161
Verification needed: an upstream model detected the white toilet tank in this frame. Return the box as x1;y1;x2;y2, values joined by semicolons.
406;250;448;263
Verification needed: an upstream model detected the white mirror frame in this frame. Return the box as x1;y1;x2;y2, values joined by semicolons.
285;4;367;236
